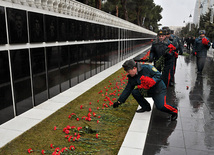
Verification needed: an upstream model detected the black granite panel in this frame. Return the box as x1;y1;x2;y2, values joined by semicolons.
30;48;47;106
67;19;76;41
0;7;7;44
105;26;108;39
100;25;105;40
44;15;58;42
10;49;33;115
78;45;85;82
7;8;28;44
90;23;95;40
46;46;60;98
84;22;90;41
0;51;13;124
58;17;68;42
76;20;83;41
28;12;44;43
59;46;70;91
95;24;101;40
69;45;78;86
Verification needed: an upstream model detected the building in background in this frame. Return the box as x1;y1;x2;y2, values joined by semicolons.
193;0;214;26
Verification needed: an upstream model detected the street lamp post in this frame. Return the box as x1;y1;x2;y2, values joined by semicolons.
189;14;192;31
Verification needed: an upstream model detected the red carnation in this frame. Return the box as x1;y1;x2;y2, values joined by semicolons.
89;108;92;112
71;126;76;129
69;145;75;150
27;148;33;153
76;118;79;121
168;44;176;53
138;76;156;89
55;147;60;152
174;52;178;58
93;112;96;117
77;127;82;131
202;37;209;45
41;150;46;155
96;134;99;139
65;129;70;134
50;144;55;148
89;102;92;105
54;126;57;130
66;125;71;130
80;105;83;109
87;113;91;117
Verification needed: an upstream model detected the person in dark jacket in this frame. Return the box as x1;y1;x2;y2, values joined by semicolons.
186;37;191;50
113;59;178;121
193;30;211;74
165;29;179;87
149;29;175;88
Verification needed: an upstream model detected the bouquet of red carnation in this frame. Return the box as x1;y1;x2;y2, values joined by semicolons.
202;38;209;45
168;44;176;53
137;76;156;96
155;44;176;72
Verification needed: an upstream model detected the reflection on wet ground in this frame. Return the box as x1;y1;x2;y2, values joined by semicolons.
143;52;214;155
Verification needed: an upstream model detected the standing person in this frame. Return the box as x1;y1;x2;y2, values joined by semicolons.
113;59;178;121
149;29;175;88
186;37;191;50
165;29;179;87
190;37;196;55
193;30;211;74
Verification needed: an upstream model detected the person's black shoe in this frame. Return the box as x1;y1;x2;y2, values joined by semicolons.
136;107;151;113
171;113;178;121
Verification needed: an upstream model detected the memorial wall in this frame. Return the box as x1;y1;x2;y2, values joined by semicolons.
0;0;156;124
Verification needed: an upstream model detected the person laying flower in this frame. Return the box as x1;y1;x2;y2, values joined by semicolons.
113;59;178;121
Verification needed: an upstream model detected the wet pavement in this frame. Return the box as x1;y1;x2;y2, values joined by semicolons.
143;49;214;155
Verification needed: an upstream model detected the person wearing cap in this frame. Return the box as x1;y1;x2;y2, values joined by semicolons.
113;59;178;121
149;29;175;88
193;30;211;74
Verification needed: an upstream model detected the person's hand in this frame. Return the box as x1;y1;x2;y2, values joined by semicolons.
113;101;121;108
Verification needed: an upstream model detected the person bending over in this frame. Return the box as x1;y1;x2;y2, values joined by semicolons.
113;59;178;121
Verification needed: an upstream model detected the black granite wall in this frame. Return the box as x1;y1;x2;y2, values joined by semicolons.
0;6;155;124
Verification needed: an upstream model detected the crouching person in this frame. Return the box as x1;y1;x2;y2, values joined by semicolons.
113;59;178;121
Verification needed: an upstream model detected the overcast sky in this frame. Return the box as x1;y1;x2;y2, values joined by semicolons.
154;0;196;27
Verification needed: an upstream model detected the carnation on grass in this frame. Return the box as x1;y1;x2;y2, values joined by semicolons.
0;68;139;155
